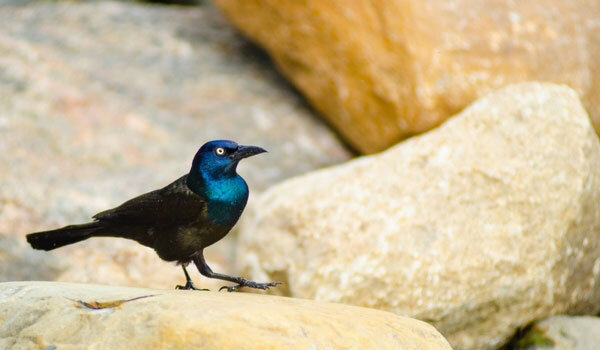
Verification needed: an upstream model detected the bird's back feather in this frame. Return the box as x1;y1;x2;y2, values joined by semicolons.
93;175;206;226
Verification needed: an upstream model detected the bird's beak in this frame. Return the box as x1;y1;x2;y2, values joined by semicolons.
230;145;267;161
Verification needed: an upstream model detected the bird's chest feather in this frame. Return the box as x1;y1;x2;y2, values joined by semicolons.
204;177;249;226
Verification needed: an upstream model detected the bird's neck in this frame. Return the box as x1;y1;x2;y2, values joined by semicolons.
187;170;242;196
187;171;249;226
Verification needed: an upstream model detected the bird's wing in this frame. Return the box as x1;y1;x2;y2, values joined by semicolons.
92;175;205;226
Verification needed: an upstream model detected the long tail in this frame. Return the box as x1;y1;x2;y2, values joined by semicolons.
26;222;104;251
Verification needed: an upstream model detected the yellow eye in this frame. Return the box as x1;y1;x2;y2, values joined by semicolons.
215;147;226;156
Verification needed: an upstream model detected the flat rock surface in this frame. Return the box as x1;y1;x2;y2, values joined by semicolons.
0;1;349;289
0;281;453;350
236;83;600;349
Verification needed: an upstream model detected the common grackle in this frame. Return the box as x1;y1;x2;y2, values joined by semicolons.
27;140;280;292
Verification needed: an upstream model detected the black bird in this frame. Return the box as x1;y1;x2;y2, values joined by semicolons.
27;140;280;292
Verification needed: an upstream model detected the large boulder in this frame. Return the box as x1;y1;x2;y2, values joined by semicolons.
214;0;600;153
0;282;452;349
236;83;600;349
0;1;349;289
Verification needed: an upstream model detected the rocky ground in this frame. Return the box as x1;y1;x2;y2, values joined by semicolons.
2;0;600;349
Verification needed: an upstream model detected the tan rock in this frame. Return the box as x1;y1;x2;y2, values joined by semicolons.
235;83;600;349
214;0;600;153
0;281;452;350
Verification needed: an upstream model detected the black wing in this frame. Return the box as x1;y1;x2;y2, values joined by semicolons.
92;175;206;226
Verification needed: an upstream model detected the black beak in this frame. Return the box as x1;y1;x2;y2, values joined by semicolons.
230;145;267;161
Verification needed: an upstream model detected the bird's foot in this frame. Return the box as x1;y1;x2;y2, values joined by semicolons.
219;278;281;292
176;281;209;291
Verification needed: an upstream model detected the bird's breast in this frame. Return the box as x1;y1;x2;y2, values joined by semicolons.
205;177;249;226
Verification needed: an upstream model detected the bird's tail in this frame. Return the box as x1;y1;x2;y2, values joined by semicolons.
26;222;104;251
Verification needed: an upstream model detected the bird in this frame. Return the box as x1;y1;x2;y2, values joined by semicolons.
27;140;280;292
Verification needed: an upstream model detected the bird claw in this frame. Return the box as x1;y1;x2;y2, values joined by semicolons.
219;280;282;292
175;282;209;291
219;284;242;292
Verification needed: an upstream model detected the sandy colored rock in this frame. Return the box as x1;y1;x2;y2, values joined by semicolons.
214;0;600;153
0;1;349;289
0;281;452;350
236;83;600;349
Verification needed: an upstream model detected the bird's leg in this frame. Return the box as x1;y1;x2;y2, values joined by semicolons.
192;250;281;292
176;264;209;291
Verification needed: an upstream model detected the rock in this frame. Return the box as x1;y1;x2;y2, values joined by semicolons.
214;0;600;153
0;1;350;289
0;235;65;282
514;316;600;350
0;281;453;349
235;83;600;349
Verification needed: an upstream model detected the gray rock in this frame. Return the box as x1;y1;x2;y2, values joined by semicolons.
515;316;600;350
0;0;350;288
0;235;65;281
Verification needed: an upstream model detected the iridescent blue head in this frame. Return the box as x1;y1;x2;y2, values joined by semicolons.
187;140;266;225
189;140;266;180
186;140;266;198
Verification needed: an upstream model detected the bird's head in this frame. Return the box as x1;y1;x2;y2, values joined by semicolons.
190;140;266;179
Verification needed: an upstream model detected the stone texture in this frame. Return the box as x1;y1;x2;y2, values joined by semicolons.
0;1;350;289
0;235;65;282
214;0;600;153
235;83;600;349
514;316;600;350
0;282;452;350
